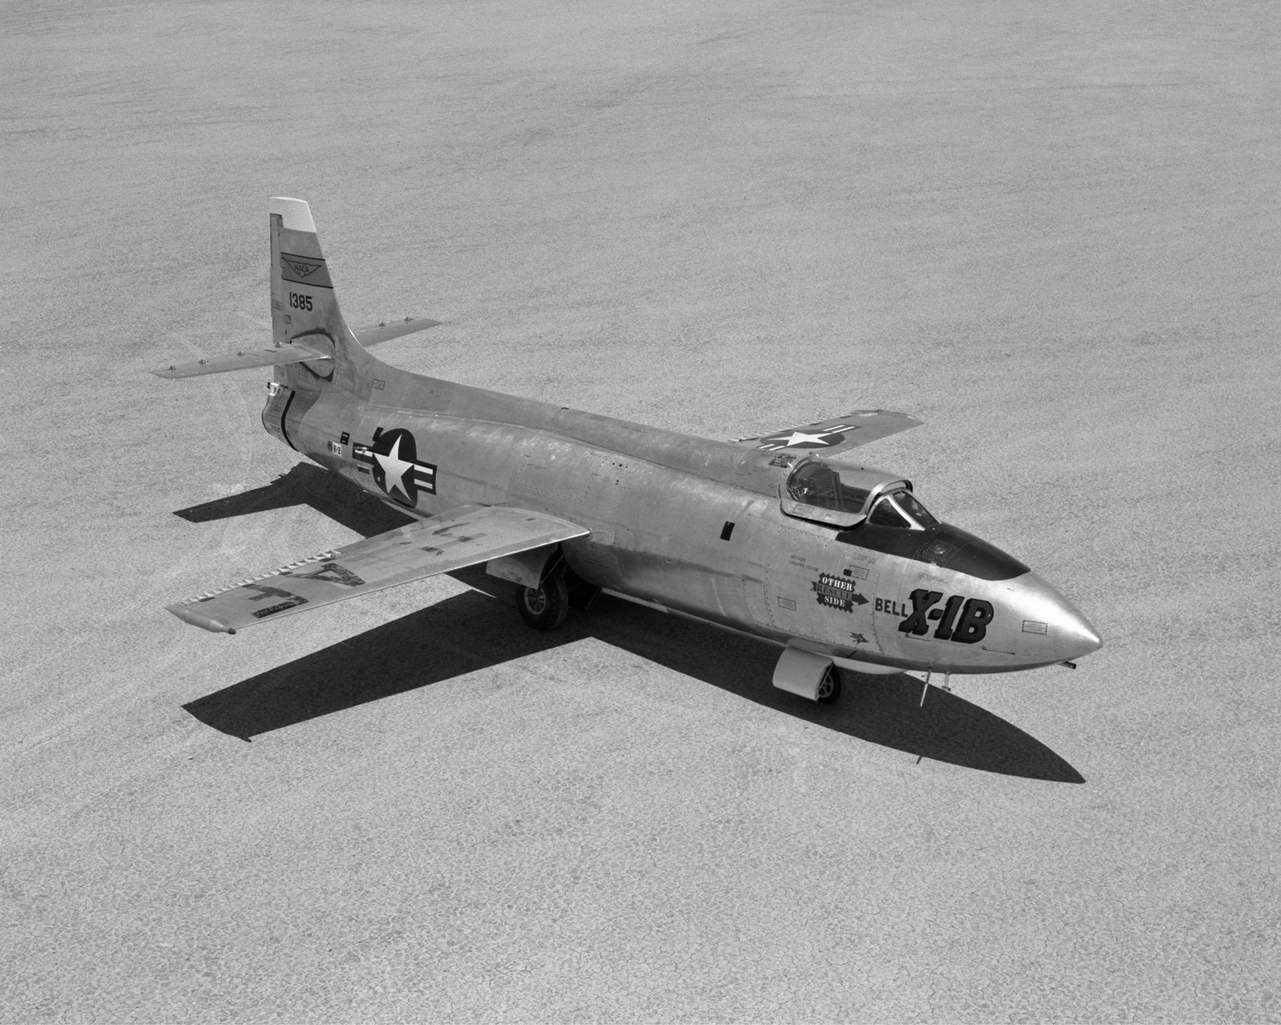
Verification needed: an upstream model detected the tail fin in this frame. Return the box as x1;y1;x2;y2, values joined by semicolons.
269;197;371;390
152;198;439;381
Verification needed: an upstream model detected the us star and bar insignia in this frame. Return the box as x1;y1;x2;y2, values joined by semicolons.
755;422;862;452
354;427;436;508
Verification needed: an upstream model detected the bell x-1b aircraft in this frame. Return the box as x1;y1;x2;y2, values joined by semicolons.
154;198;1101;704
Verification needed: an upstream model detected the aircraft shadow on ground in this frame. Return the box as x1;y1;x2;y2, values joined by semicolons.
179;475;1082;783
174;463;414;538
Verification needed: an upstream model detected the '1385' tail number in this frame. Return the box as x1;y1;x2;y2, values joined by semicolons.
289;292;313;311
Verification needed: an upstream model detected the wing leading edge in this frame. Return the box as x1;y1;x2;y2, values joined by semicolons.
736;409;923;456
167;506;589;633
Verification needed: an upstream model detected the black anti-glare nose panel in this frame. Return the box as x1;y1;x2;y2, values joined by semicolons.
835;522;1030;581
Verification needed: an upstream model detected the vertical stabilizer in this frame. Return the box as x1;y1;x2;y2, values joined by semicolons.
268;197;371;390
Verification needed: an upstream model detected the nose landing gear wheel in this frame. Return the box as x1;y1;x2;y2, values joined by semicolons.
516;573;570;631
816;665;842;704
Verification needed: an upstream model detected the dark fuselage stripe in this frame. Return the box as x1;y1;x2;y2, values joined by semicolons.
279;389;297;451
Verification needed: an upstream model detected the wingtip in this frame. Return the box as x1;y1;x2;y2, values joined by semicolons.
166;603;235;633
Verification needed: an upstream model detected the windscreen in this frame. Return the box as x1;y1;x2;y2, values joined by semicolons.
868;490;939;529
869;496;911;528
897;491;938;527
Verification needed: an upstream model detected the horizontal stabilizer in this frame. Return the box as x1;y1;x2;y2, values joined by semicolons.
151;317;440;378
166;505;589;633
355;317;442;347
736;409;923;457
150;342;330;380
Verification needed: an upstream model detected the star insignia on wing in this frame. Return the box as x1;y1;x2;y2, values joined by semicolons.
755;423;858;452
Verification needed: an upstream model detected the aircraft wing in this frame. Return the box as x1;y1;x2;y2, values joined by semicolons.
151;318;440;378
166;505;589;633
735;410;923;456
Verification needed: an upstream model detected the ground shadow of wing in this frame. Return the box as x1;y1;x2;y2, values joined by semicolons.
174;463;413;538
182;589;575;741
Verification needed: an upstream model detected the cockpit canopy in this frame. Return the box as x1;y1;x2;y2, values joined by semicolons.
781;459;938;530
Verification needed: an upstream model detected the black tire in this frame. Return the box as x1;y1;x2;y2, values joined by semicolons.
516;573;570;631
816;665;843;704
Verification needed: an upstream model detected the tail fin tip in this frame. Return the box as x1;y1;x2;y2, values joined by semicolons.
268;196;316;233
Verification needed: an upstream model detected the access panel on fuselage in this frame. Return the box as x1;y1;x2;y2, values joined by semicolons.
597;463;771;629
560;455;633;588
757;517;882;653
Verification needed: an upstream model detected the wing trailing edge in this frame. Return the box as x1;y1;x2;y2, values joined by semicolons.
166;505;589;633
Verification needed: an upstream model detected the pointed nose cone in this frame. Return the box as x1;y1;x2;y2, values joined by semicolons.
1007;571;1103;664
1056;604;1103;662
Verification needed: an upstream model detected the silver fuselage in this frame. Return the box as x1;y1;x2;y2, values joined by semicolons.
263;352;1101;675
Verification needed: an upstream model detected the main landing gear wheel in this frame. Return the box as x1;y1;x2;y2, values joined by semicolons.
816;665;842;704
516;573;569;631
